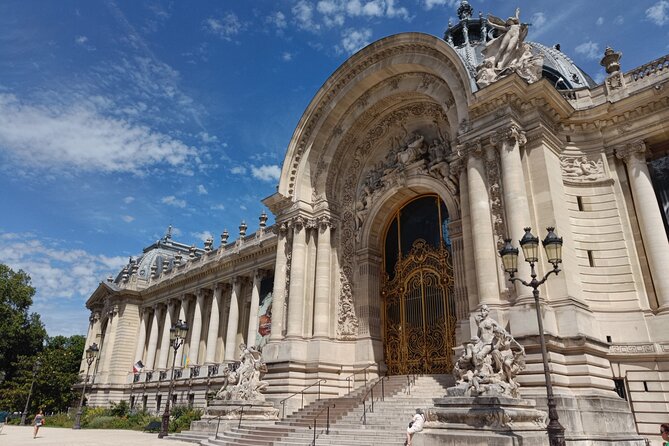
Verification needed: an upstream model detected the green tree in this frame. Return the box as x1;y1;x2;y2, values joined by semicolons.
0;335;85;413
0;264;47;381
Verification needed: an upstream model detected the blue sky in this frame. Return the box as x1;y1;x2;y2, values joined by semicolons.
1;0;668;337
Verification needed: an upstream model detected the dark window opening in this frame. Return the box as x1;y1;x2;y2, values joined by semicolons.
156;395;162;412
587;250;595;267
643;381;649;392
188;393;195;408
613;378;627;400
648;155;669;240
576;196;583;211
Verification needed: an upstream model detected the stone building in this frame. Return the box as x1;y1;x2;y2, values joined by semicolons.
82;2;669;443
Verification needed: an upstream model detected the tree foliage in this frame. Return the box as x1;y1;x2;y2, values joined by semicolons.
0;264;47;381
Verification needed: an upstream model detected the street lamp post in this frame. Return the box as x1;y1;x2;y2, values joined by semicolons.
499;227;566;446
158;319;189;439
73;343;100;429
20;358;41;425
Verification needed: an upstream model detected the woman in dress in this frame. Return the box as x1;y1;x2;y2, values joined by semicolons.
405;408;425;446
33;409;45;439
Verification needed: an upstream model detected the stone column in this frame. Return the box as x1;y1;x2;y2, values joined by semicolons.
188;290;205;365
287;217;307;338
157;302;173;370
247;271;263;347
493;125;532;299
225;278;241;362
205;284;223;364
145;305;161;370
313;217;332;338
133;309;149;364
99;306;119;378
617;141;669;311
175;296;190;368
466;140;501;305
270;223;289;341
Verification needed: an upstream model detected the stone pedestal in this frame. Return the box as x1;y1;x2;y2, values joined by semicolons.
189;400;279;435
414;396;549;446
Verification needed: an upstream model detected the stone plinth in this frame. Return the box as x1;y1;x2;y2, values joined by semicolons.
413;396;549;446
189;400;279;435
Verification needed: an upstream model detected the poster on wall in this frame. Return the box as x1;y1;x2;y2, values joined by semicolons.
255;276;274;349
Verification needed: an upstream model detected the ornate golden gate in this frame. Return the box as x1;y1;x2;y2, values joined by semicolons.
382;239;456;375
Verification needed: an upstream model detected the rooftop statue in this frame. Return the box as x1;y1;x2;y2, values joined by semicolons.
215;343;269;401
476;8;543;88
452;305;526;398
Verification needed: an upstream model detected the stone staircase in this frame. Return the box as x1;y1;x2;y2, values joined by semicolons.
170;374;453;446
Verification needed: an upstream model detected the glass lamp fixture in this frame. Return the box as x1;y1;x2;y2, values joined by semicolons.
519;227;539;263
498;238;519;274
542;227;563;265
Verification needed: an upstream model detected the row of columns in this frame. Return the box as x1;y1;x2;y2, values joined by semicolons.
270;216;333;341
133;270;266;371
457;124;532;306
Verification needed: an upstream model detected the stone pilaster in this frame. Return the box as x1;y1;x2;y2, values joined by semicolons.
313;217;332;338
287;217;307;338
175;296;190;368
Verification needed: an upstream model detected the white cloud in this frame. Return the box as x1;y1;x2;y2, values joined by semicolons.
203;13;245;40
197;184;208;195
267;11;287;29
211;203;225;211
191;231;213;243
251;164;281;182
121;215;135;223
574;41;600;60
0;232;127;302
123;196;135;204
231;166;248;175
422;0;457;11
75;35;88;45
613;15;624;25
293;1;320;31
199;132;218;143
647;1;669;25
339;28;372;54
594;72;607;84
596;17;604;26
161;195;186;208
0;94;198;174
282;52;293;61
531;12;546;28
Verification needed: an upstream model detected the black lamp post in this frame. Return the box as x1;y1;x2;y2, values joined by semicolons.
20;358;42;425
499;227;566;446
73;343;99;429
158;319;189;439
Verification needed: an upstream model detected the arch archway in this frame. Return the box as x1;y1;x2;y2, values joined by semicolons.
381;194;456;375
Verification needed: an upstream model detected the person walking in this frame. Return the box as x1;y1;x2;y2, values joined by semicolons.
661;423;669;445
404;408;425;446
32;410;45;439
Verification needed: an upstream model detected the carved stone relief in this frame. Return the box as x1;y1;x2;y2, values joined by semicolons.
560;155;605;182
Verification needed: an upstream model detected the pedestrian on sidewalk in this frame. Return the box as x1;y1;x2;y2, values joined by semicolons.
32;410;45;439
404;408;425;446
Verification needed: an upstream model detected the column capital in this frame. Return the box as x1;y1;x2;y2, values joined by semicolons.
490;124;526;149
292;216;306;231
615;140;647;163
457;138;485;161
253;268;269;280
90;311;101;323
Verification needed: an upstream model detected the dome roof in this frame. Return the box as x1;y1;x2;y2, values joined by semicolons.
443;4;596;91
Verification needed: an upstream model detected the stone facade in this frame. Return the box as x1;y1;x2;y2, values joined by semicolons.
82;6;669;444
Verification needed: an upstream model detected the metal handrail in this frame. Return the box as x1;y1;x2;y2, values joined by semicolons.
207;404;256;436
279;379;327;418
359;376;389;425
309;402;336;446
345;364;380;394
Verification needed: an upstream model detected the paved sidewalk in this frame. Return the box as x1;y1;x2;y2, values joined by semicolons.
0;425;194;446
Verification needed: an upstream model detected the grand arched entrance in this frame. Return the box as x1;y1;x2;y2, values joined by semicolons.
381;195;456;375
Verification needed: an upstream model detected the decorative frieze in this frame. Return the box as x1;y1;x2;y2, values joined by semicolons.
608;343;656;354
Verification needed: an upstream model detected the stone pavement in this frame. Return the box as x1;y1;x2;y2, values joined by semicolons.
0;425;194;446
